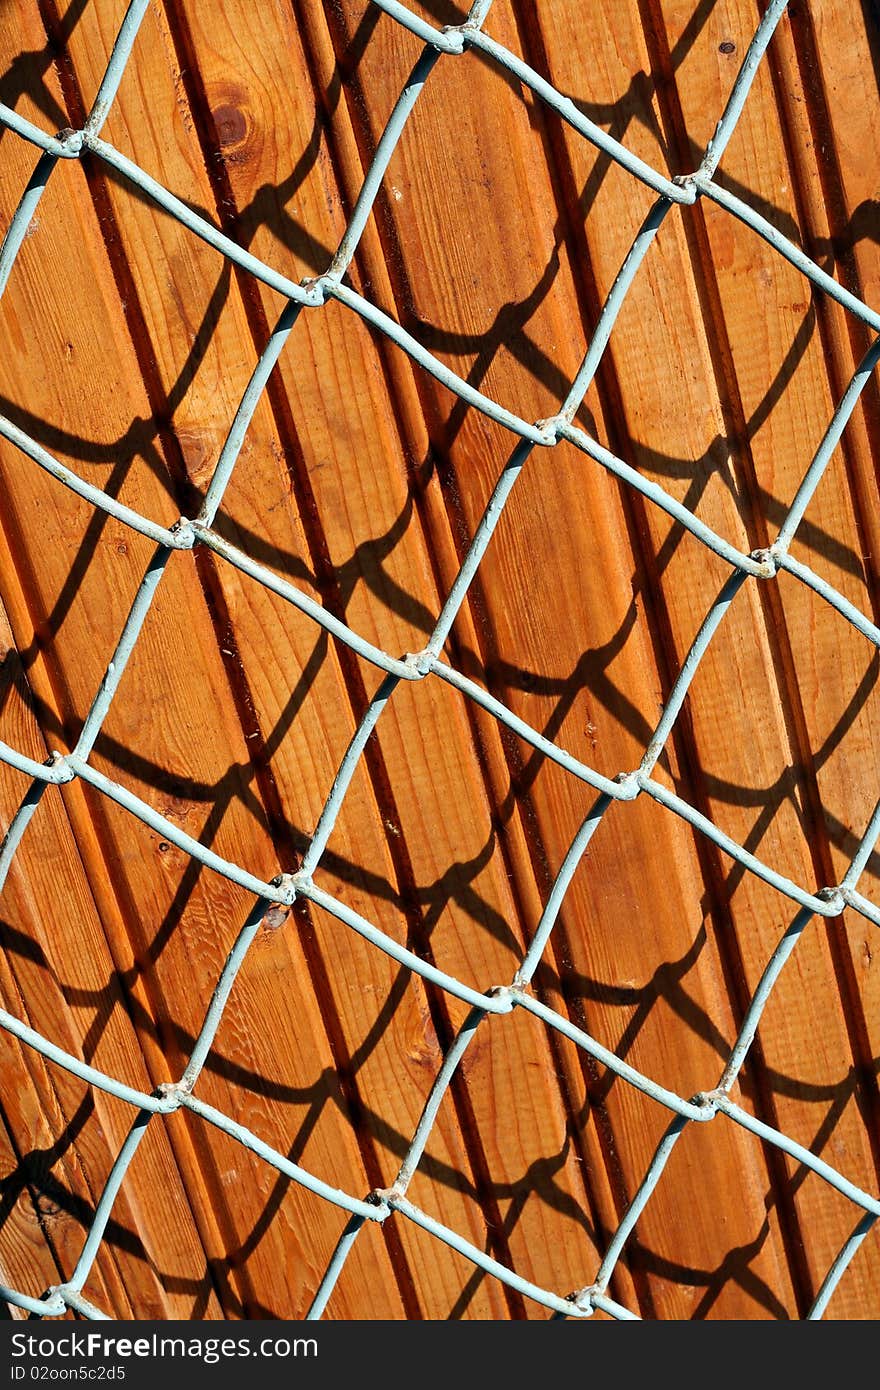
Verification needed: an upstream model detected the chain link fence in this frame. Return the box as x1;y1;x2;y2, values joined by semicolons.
0;0;878;1319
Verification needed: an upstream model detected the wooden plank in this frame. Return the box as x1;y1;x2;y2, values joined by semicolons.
0;0;405;1319
316;0;798;1317
87;0;614;1315
0;583;224;1317
637;0;880;1318
0;1117;71;1321
1;0;878;1321
1;0;589;1312
769;0;880;1046
525;0;880;1315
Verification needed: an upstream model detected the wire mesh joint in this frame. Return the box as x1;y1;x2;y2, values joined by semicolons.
35;1286;70;1316
534;415;565;446
613;770;641;802
690;1090;721;1121
564;1284;598;1317
402;649;434;679
297;275;331;308
53;125;83;158
485;983;516;1014
47;751;76;784
154;1081;188;1111
364;1189;393;1220
269;872;298;906
436;25;467;54
749;547;779;578
671;172;699;205
169;517;196;550
816;885;846;916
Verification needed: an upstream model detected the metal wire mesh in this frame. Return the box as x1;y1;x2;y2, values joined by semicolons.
0;0;878;1321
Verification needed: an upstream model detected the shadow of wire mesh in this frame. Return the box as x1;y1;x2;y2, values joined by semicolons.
0;0;879;1320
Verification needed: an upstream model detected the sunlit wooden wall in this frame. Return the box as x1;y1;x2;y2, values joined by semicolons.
1;0;880;1319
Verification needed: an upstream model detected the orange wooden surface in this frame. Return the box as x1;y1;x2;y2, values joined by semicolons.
0;0;879;1319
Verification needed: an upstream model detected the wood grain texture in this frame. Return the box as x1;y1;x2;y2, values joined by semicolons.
0;0;878;1319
